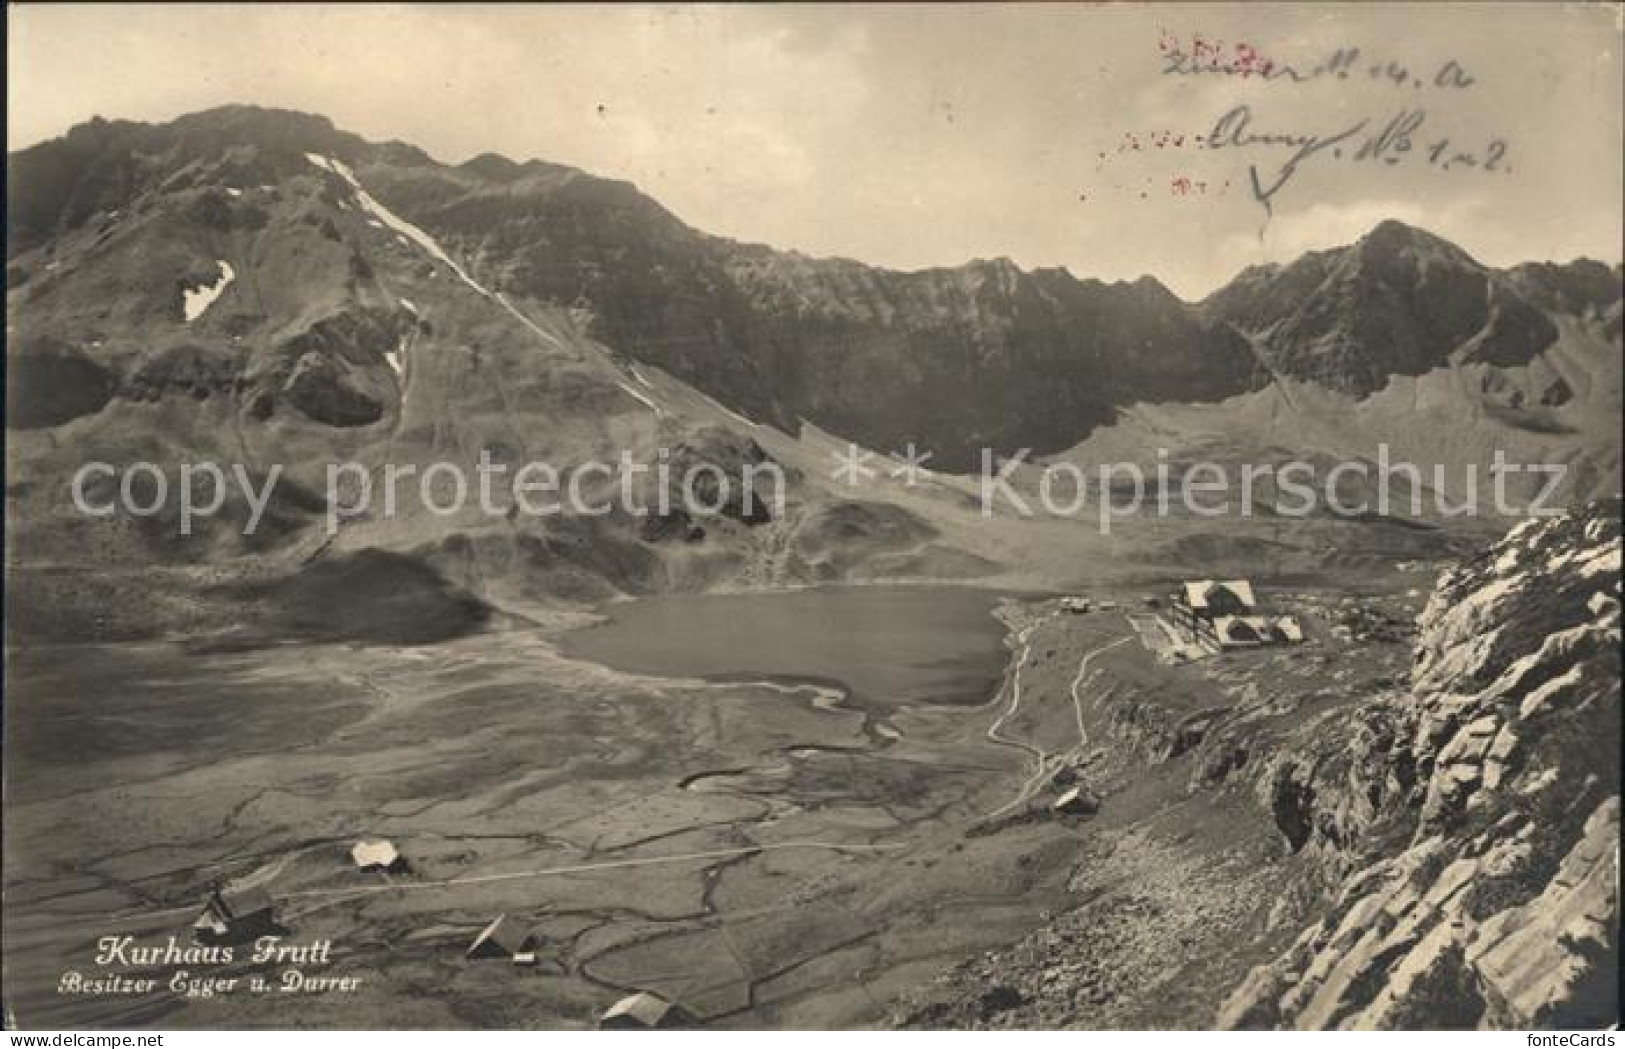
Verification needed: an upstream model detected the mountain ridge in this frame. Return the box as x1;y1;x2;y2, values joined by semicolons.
5;103;1621;623
12;106;1620;298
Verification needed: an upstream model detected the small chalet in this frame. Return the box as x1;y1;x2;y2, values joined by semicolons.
193;886;277;944
1171;581;1307;651
1051;787;1099;817
350;839;407;874
466;914;541;961
1173;580;1264;648
599;991;695;1030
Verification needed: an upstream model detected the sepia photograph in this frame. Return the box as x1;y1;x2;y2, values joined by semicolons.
3;1;1621;1036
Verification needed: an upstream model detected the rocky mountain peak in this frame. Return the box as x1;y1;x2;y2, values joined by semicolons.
457;151;580;184
166;104;350;151
1201;219;1553;396
1354;218;1484;272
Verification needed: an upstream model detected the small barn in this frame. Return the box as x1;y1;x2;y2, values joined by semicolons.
350;839;407;874
466;914;540;961
193;886;277;944
599;991;694;1030
1051;787;1099;816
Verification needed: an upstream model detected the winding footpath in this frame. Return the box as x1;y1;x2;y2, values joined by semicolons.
984;624;1045;761
1069;638;1131;748
983;625;1132;820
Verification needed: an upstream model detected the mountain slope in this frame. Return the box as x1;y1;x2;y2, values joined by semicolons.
0;111;862;638
1056;223;1622;513
358;155;1266;468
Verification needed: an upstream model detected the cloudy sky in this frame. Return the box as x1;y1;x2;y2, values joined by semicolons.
9;2;1622;296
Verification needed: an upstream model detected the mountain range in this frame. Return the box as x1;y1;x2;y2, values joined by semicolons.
5;105;1621;638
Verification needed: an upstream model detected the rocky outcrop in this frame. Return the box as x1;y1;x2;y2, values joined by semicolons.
1219;502;1621;1029
664;426;789;525
243;307;412;426
126;343;242;402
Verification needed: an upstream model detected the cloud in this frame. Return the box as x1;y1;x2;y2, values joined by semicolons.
1213;196;1476;272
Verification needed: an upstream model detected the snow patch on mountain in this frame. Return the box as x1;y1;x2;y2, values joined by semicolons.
617;381;661;415
384;339;405;377
700;390;755;429
304;152;662;415
305;153;483;293
182;260;235;322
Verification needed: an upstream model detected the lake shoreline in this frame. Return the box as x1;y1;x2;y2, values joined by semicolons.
558;584;1020;711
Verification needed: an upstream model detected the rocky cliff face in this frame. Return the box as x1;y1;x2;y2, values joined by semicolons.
705;251;1261;468
1221;501;1621;1029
